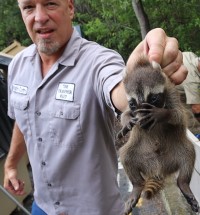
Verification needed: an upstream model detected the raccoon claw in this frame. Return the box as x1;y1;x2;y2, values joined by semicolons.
117;118;137;139
138;117;155;130
117;127;128;139
124;197;137;215
124;202;132;215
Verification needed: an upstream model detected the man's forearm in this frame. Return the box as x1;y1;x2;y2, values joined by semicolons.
111;81;128;113
4;122;26;169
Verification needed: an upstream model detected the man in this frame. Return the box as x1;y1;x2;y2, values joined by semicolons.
4;0;187;215
176;52;200;134
182;52;200;116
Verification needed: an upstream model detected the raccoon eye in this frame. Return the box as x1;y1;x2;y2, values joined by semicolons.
148;93;164;107
129;99;137;110
151;95;159;104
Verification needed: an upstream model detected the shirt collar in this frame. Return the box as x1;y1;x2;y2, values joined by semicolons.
58;28;82;67
23;28;82;67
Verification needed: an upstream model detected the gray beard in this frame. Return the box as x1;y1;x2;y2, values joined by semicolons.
37;39;61;55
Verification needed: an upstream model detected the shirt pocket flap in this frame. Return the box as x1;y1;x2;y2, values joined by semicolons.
54;105;80;120
12;97;29;110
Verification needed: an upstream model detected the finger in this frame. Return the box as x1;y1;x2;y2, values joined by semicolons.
191;104;200;113
127;29;166;70
9;178;20;191
4;181;20;195
4;178;16;191
144;28;166;64
162;50;182;77
168;64;188;85
15;181;25;195
160;37;179;68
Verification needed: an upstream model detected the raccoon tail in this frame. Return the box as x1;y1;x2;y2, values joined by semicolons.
144;177;164;199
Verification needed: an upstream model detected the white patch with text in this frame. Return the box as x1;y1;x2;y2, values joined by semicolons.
56;83;75;101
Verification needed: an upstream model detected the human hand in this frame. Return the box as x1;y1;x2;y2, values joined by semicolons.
191;104;200;114
127;28;187;85
191;104;200;122
4;167;25;196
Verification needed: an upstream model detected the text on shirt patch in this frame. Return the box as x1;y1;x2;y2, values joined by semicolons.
13;84;28;95
56;83;75;101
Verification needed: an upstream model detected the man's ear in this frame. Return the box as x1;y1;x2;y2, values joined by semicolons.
68;0;75;19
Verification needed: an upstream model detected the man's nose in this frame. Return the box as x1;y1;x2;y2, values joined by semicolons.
35;5;49;23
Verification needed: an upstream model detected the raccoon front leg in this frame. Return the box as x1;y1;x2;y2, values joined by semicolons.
117;118;137;139
117;109;137;139
135;103;171;130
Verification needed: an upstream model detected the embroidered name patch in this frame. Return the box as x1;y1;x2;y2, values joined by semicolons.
13;84;28;95
56;83;75;101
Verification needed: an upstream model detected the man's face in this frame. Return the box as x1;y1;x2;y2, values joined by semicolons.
18;0;74;55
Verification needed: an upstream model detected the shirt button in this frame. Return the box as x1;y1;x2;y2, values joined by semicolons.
36;111;41;116
55;201;60;205
41;161;46;166
38;138;42;142
47;183;52;187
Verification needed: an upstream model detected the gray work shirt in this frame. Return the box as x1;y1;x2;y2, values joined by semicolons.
8;29;125;215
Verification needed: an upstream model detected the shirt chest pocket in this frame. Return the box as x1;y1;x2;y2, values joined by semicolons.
10;94;32;137
49;103;83;149
54;105;80;119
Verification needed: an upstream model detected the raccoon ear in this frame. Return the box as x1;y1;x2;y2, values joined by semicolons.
151;61;161;70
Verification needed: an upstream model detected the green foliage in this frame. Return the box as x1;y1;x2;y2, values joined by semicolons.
74;0;140;61
74;0;200;59
0;0;200;58
142;0;200;55
0;0;31;50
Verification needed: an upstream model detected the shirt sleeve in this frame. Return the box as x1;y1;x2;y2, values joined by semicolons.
7;59;16;119
184;82;200;104
92;47;125;115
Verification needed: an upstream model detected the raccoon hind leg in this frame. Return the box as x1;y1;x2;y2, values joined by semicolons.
177;148;199;212
124;185;144;215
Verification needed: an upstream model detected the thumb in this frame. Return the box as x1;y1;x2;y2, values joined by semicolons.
144;28;166;64
10;178;20;190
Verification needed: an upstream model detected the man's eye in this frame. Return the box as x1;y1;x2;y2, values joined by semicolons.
47;2;56;6
46;2;58;8
21;5;35;13
23;5;34;10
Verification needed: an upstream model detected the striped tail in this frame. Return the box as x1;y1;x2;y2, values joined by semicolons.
144;177;164;199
